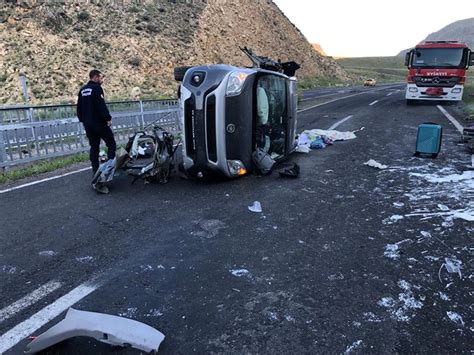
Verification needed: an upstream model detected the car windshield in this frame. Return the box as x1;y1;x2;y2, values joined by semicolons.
412;48;465;68
255;74;288;159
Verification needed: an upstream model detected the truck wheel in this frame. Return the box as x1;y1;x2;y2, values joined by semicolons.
174;66;192;82
406;99;415;105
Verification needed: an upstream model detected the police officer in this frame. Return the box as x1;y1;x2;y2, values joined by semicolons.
77;69;116;175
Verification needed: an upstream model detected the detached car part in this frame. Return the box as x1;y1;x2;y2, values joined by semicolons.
25;308;165;353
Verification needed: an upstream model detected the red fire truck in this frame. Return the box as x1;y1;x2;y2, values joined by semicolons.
404;41;474;104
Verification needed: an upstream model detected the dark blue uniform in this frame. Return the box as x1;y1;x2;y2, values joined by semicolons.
77;81;116;173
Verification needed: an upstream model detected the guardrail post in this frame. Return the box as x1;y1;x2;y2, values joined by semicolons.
0;130;7;170
139;100;145;128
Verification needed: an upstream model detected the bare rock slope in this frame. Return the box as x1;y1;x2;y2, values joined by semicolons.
0;0;349;105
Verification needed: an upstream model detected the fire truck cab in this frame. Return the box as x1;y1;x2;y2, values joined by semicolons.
404;41;474;104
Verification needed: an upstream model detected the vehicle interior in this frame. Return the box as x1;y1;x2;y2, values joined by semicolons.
255;74;288;160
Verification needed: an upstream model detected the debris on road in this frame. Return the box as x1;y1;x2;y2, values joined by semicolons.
295;144;311;153
252;148;275;175
344;340;363;354
91;158;116;194
277;162;300;178
296;128;356;153
446;311;465;327
364;159;388;170
25;308;165;353
248;201;262;213
99;150;107;163
303;129;357;142
230;269;250;277
439;258;463;282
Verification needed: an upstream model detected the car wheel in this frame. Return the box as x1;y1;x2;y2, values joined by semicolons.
174;66;192;82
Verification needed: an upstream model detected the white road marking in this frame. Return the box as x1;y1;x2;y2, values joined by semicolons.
328;115;354;130
0;281;62;323
369;100;379;106
0;167;90;195
437;105;463;133
301;91;346;101
387;92;393;96
297;92;368;113
0;280;99;354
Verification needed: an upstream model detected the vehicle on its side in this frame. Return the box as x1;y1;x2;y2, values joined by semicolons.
364;78;376;86
174;47;300;179
404;40;474;104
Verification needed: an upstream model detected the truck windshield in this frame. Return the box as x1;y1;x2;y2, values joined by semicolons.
412;48;465;68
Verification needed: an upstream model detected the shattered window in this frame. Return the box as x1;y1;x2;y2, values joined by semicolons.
255;75;287;159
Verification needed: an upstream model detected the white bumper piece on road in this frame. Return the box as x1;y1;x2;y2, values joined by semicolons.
25;308;165;353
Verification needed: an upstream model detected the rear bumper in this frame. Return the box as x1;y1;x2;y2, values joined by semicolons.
405;83;464;101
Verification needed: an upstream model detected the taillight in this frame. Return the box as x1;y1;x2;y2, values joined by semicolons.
459;77;465;84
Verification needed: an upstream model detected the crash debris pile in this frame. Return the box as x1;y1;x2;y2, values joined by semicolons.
295;129;357;153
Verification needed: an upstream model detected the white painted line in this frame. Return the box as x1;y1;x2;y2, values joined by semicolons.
297;92;367;113
369;100;379;106
0;280;99;354
0;281;62;323
301;91;346;101
386;92;393;96
0;167;90;195
437;105;463;133
328;115;354;130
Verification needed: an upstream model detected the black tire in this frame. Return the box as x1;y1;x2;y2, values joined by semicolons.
406;99;415;105
174;66;192;82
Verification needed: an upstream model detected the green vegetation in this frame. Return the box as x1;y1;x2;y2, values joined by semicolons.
77;11;90;21
298;75;348;90
337;56;405;69
336;56;406;84
0;153;89;184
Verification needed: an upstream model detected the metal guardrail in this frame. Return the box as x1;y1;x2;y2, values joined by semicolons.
0;100;180;169
0;99;178;125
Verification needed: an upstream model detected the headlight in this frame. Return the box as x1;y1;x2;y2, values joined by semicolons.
226;72;248;96
227;160;247;176
451;88;461;93
409;87;418;93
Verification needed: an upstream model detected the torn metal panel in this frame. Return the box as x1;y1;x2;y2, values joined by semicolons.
25;308;165;353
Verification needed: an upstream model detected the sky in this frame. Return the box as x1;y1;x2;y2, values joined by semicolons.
272;0;474;57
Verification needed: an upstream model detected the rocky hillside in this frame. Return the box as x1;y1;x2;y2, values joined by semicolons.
0;0;350;105
398;17;474;55
311;43;327;56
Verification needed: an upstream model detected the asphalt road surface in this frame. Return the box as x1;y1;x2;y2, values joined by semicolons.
1;84;473;354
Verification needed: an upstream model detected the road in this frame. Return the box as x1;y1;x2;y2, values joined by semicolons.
1;84;472;354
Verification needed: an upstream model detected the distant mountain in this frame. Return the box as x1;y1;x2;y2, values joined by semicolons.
397;17;474;56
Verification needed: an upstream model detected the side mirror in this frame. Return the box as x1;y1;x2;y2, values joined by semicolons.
470;51;474;67
404;51;411;67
